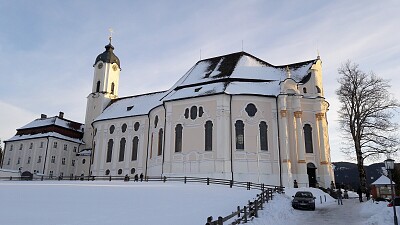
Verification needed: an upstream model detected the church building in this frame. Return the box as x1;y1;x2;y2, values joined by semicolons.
2;39;334;188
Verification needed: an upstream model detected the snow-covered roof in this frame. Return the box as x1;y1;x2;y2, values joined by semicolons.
96;52;317;120
18;116;84;132
372;175;394;185
77;149;92;156
6;132;84;144
94;91;167;122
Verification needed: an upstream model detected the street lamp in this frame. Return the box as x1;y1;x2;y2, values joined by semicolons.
385;158;398;225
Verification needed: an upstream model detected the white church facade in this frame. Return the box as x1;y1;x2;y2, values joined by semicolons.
2;40;334;188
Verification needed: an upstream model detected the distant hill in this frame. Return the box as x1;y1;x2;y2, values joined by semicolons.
332;162;385;190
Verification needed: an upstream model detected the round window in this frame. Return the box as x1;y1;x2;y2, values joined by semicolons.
105;169;110;175
118;169;123;175
122;123;127;133
245;103;257;117
110;125;115;134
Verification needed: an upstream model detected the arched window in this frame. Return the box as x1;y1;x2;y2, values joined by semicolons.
158;129;163;156
27;157;31;164
304;124;314;153
259;121;268;151
190;106;198;120
235;120;245;150
118;169;122;175
119;138;126;162
96;81;101;92
132;136;139;161
175;124;183;152
109;125;115;134
154;115;159;128
184;108;189;119
303;87;307;93
111;82;115;94
106;139;114;163
121;123;127;133
205;121;213;151
130;168;135;174
199;107;204;117
7;158;10;165
134;122;140;131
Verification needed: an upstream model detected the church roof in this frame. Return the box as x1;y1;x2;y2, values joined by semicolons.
94;91;167;122
163;52;317;101
95;52;318;121
94;43;120;68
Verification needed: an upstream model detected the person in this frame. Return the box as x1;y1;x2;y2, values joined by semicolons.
366;188;371;201
293;180;298;188
337;188;343;205
140;173;144;182
330;181;336;190
344;189;349;199
124;174;130;182
357;187;363;202
134;174;139;182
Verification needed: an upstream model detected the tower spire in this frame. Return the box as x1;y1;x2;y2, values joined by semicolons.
108;28;114;44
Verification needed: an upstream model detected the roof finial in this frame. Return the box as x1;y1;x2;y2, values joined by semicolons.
108;28;114;44
286;66;291;78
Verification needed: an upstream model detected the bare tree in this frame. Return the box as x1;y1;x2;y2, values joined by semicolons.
336;60;399;190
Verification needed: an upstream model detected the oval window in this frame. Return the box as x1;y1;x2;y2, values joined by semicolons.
134;122;140;131
190;106;198;120
110;125;115;134
122;123;127;133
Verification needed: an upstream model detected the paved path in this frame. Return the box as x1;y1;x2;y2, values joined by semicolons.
294;198;370;225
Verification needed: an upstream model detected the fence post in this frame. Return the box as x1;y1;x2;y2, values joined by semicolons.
266;191;269;203
218;216;223;225
259;194;263;210
9;176;12;180
247;182;250;190
270;190;273;200
41;176;44;181
237;206;241;218
244;206;247;223
184;176;187;184
254;199;258;218
163;176;166;183
207;177;210;185
230;180;233;188
109;176;112;181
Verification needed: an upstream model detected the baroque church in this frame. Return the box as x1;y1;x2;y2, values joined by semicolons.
2;39;334;188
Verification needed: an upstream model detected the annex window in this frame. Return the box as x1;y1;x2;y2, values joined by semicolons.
175;124;183;152
40;142;44;148
106;139;114;163
64;144;68;150
29;143;33;149
51;156;56;163
245;103;257;117
49;171;53;178
190;106;198;120
7;158;10;165
71;160;75;167
10;145;13;151
19;144;23;150
304;124;314;153
73;146;77;152
27;157;31;164
62;158;66;165
235;120;245;150
119;138;126;162
259;121;268;151
17;157;21;164
37;156;42;163
121;123;127;133
53;142;58;148
158;129;163;156
96;81;101;92
82;159;86;164
134;122;140;131
109;125;115;134
205;121;213;151
132;136;139;161
111;82;115;95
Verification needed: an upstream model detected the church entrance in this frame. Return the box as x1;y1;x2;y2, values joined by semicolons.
307;163;317;188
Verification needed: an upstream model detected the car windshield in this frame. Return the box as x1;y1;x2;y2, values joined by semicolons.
295;192;313;198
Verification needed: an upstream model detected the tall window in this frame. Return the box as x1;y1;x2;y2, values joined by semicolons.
10;145;13;151
304;124;314;153
235;120;244;150
259;121;268;151
158;129;163;156
63;144;67;150
27;157;31;164
53;142;58;148
175;124;183;152
19;144;23;150
111;82;115;94
96;81;101;92
132;136;139;161
17;157;21;164
119;138;126;162
106;139;114;163
205;121;213;151
62;158;66;165
51;156;56;163
37;156;42;163
29;143;33;149
7;158;10;165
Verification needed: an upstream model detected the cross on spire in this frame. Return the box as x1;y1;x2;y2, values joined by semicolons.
108;28;114;44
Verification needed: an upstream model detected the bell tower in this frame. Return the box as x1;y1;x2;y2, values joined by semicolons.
82;35;121;150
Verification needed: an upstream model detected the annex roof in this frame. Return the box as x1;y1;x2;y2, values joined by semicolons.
6;132;84;144
18;116;84;132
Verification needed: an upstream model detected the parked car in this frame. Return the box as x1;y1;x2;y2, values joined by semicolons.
292;191;316;211
387;197;400;207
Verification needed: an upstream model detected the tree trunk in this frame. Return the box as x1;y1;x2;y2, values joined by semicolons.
355;147;367;191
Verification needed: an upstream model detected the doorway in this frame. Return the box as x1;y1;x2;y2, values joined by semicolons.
307;163;317;188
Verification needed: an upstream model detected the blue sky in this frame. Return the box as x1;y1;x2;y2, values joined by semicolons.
1;0;400;164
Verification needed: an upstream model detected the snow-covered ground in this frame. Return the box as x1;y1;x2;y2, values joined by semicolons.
0;181;395;225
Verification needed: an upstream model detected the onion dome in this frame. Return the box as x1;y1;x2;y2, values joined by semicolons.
94;41;120;68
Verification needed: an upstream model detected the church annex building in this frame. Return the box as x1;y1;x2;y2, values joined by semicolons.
2;40;334;188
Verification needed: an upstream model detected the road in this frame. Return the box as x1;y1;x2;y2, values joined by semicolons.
294;198;371;225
